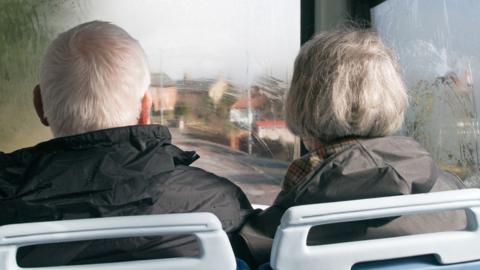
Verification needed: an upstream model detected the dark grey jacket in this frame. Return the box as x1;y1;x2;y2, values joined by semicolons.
240;136;466;265
0;125;253;267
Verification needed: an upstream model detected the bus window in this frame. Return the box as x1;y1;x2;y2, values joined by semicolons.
372;0;480;187
0;0;300;204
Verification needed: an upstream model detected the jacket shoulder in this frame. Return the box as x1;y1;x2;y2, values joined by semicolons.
170;165;252;205
172;165;243;188
432;170;466;191
157;165;253;231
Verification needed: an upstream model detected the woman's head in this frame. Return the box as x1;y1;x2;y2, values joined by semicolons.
286;29;408;143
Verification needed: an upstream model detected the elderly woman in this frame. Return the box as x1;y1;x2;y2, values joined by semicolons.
240;29;466;266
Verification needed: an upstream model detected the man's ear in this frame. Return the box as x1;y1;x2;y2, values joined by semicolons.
138;90;152;125
33;85;49;127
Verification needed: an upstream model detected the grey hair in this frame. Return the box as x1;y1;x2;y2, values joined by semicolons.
286;29;408;143
40;21;151;137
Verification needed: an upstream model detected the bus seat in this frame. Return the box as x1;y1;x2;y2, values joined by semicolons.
0;212;237;270
353;255;480;269
269;189;480;270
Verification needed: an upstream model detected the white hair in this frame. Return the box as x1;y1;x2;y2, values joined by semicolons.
286;29;408;143
40;21;150;137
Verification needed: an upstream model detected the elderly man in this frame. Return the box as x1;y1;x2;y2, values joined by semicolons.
0;21;252;266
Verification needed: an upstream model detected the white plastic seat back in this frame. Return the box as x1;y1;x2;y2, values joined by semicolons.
252;204;269;210
270;189;480;270
0;212;236;270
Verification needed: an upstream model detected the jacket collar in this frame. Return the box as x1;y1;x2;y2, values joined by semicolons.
282;138;356;192
34;125;172;152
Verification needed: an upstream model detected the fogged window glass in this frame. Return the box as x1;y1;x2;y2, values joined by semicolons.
372;0;480;187
0;1;56;151
0;0;300;204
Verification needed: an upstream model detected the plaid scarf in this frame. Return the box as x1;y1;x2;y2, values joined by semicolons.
282;139;357;192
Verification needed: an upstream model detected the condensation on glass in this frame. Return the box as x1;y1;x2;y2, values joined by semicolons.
0;1;59;152
372;0;480;187
0;0;300;204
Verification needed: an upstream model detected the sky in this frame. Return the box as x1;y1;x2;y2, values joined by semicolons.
57;0;300;85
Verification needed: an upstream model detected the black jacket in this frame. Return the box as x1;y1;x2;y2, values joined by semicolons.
0;125;253;266
240;136;466;265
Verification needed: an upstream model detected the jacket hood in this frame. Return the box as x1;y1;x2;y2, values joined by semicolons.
35;125;192;157
287;136;439;206
1;125;251;230
0;125;199;201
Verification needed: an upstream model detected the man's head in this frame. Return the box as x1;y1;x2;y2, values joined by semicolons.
34;21;151;137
